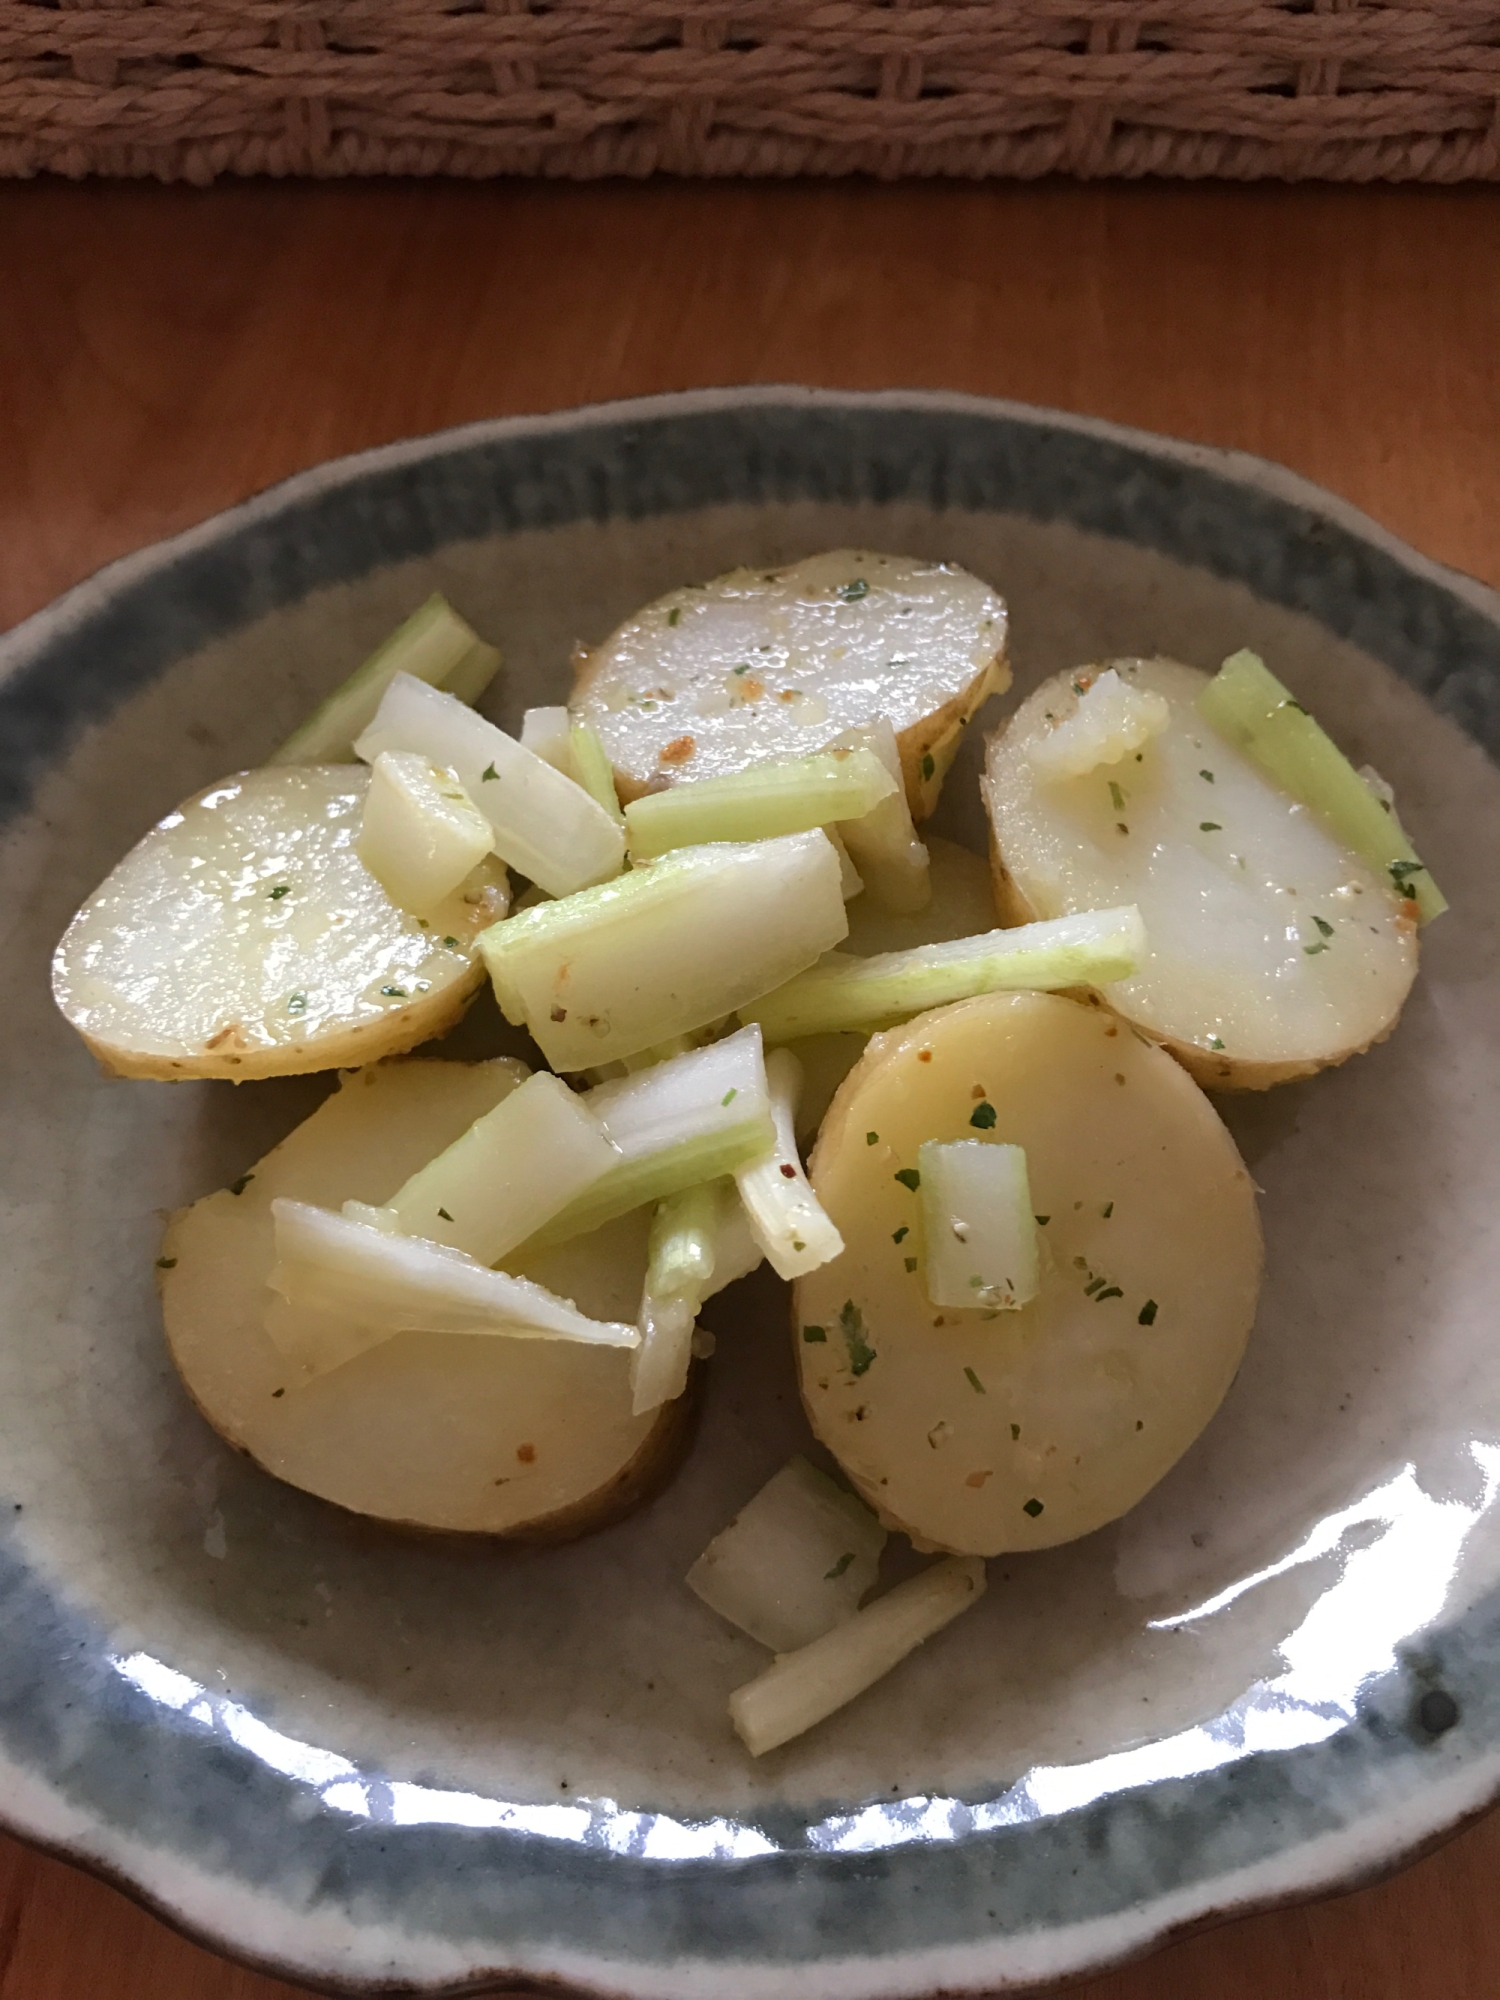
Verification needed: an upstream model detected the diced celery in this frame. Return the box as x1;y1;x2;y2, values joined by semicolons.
479;831;848;1071
1026;667;1170;780
728;1556;986;1755
832;719;931;914
517;1029;775;1251
266;1198;638;1379
384;1071;619;1265
1198;649;1446;922
918;1140;1038;1310
356;673;624;898
518;706;577;774
569;721;626;824
623;749;895;861
687;1456;887;1652
826;826;864;901
704;1184;765;1295
631;1180;721;1414
356;751;493;917
269;595;499;765
733;1049;844;1279
743;906;1146;1042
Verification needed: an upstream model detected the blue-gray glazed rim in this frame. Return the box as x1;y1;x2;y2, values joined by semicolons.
2;387;1499;2000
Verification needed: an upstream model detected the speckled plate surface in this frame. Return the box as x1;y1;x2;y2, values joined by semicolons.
2;388;1498;1999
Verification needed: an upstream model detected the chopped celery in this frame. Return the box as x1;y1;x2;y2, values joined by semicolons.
385;1071;619;1265
518;706;577;775
356;673;624;899
687;1456;887;1652
704;1184;765;1295
918;1140;1038;1310
569;721;626;824
728;1555;986;1755
733;1048;844;1279
631;1180;721;1414
1199;649;1446;922
356;751;493;917
623;748;895;861
479;831;848;1070
743;906;1146;1043
266;1198;638;1379
269;595;499;765
1026;666;1170;780
826;826;865;901
517;1029;775;1251
832;719;930;915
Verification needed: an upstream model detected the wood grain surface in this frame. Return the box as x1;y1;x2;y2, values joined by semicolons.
2;173;1498;2000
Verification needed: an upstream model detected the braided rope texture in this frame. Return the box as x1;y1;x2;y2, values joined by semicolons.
3;1;1499;184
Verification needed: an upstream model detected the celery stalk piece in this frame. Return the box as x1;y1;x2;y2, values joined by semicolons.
826;826;864;901
743;905;1146;1043
355;673;625;899
569;721;626;824
831;720;931;915
918;1140;1038;1310
518;706;578;776
631;1180;722;1414
705;1185;765;1295
384;1071;620;1265
729;1555;986;1755
479;830;849;1071
623;749;896;861
1198;649;1447;922
733;1048;844;1279
266;1198;638;1380
518;1028;775;1252
356;751;494;917
270;595;500;765
687;1456;887;1652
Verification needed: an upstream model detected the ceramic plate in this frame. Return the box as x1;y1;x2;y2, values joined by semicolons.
2;389;1498;2000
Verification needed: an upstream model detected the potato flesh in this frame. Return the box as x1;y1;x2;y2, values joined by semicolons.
797;992;1262;1555
985;659;1417;1077
52;766;508;1080
160;1059;669;1536
572;551;1008;815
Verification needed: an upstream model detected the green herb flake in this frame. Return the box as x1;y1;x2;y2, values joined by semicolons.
267;884;290;900
437;1207;453;1221
904;1256;918;1273
921;752;935;780
1010;1422;1021;1440
229;1173;254;1197
1034;1214;1050;1226
481;763;498;782
969;1101;998;1131
1101;1201;1114;1218
1084;1277;1106;1297
155;1257;177;1270
802;1326;827;1346
1200;821;1222;832
892;1225;909;1244
1303;940;1329;956
840;1299;877;1376
839;578;869;603
667;606;682;627
964;1366;985;1394
1209;1036;1225;1051
895;1167;921;1192
732;664;750;677
1312;914;1334;937
442;935;459;948
1138;1299;1158;1325
866;1130;879;1146
286;992;308;1014
824;1551;856;1581
1200;769;1215;782
1108;781;1125;812
721;1088;738;1106
1022;1497;1045;1519
381;985;408;998
792;1239;806;1253
1095;1286;1124;1302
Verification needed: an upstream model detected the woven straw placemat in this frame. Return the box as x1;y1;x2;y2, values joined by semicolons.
4;1;1500;184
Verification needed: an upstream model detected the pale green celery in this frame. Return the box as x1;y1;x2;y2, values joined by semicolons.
516;1029;774;1252
832;719;930;914
918;1140;1038;1311
623;749;895;861
733;1048;843;1280
686;1456;887;1652
356;673;624;898
729;1556;986;1755
1199;649;1447;922
518;706;576;774
631;1180;722;1414
356;751;493;917
569;721;626;824
705;1185;765;1296
384;1071;619;1265
266;1198;638;1380
742;906;1146;1043
479;830;848;1071
270;595;499;764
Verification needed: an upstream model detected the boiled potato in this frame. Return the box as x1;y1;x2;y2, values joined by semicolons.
796;992;1262;1555
161;1058;685;1539
984;659;1418;1089
572;551;1008;818
52;766;508;1082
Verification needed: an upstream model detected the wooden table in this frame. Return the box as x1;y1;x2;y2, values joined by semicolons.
2;173;1498;1999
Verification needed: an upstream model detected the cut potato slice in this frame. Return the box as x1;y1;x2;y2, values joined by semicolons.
796;992;1262;1555
571;551;1009;819
160;1059;685;1539
985;659;1419;1089
53;766;508;1082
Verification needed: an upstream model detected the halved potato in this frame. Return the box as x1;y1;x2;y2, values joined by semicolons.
52;766;509;1082
161;1058;686;1539
984;659;1419;1089
796;991;1262;1555
571;551;1009;818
